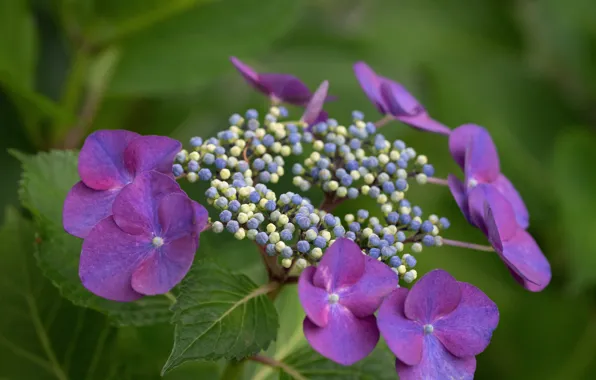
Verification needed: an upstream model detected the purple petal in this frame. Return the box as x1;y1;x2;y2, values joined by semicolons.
397;114;451;135
404;269;461;324
379;80;425;117
499;231;551;292
377;288;424;366
230;56;267;94
434;282;499;358
159;193;198;240
395;335;476;380
466;184;492;233
303;306;379;366
313;238;365;293
447;174;470;223
353;61;386;114
298;267;331;327
131;234;197;296
259;73;312;105
63;181;119;238
448;124;485;170
112;171;182;236
192;201;209;233
482;185;519;244
465;128;500;183
78;130;138;190
124;135;181;178
493;174;529;229
301;81;329;126
79;217;150;302
337;255;398;317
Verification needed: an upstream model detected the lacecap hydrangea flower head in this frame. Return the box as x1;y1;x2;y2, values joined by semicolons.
62;57;551;378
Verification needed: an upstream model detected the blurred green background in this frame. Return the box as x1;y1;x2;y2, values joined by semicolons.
2;0;596;379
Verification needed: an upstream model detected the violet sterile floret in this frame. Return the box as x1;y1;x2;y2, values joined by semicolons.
377;269;499;380
63;130;182;238
79;171;208;301
298;238;398;365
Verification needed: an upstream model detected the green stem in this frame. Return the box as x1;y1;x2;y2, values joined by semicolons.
165;291;177;304
219;360;246;380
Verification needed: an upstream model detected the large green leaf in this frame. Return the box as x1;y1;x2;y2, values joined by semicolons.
162;261;279;374
13;149;174;326
552;129;596;290
108;0;303;95
277;345;396;380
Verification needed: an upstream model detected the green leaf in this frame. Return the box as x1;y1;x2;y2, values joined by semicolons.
108;0;303;95
162;261;279;374
12;149;174;326
277;345;396;380
552;129;596;290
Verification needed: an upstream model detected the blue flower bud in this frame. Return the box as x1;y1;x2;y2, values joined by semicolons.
206;187;218;199
256;232;269;245
412;206;422;217
297;240;310;253
368;235;380;247
259;172;271;183
373;224;383;235
280;229;293;241
228;200;241;212
253;158;265;171
226;220;240;233
313;236;327;248
387;212;399;224
385;162;397;175
198;168;212;181
246;218;259;230
422;235;435;246
378;239;389;248
219;210;232;223
384;234;395;244
422;164;435;177
349;222;361;232
405;255;417;267
382;181;395;194
214;158;227;170
302;132;313;143
369;186;381;199
421;221;433;233
265;243;276;256
381;245;393;257
291;194;303;205
395;179;408;191
245;109;258;119
262;134;275;147
279;106;289;117
172;164;184;176
190;136;203;147
397;158;408;168
389;256;401;267
345;231;356;240
248;191;260;203
439;217;451;229
215;197;228;208
397;231;406;242
369;248;381;259
214;146;226;155
365;122;376;134
281;247;293;258
399;214;411;225
341;176;353;186
324;143;336;153
296;216;311;230
333;225;345;237
410;220;421;231
288;133;301;145
348;188;359;199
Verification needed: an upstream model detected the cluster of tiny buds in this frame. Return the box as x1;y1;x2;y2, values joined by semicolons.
172;106;450;285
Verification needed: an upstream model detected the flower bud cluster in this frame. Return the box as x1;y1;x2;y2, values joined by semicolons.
172;107;449;285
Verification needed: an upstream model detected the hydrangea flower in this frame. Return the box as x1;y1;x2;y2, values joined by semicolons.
448;124;529;228
63;130;181;238
482;185;551;291
230;56;334;106
298;238;398;365
378;269;499;380
353;61;451;135
79;171;208;301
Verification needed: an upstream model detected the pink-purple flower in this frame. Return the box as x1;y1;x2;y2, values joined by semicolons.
378;269;499;380
230;56;334;106
448;124;529;229
79;171;208;301
63;130;182;238
353;61;451;135
298;238;398;365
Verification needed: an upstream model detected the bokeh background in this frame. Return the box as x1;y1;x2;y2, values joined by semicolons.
2;0;596;379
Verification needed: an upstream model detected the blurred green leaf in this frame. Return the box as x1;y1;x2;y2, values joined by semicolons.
108;0;303;95
278;345;396;380
163;261;279;374
552;129;596;290
12;149;174;326
0;0;37;88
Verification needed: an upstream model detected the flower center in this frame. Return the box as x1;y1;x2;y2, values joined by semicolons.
328;293;340;304
467;178;478;188
152;236;165;248
423;324;434;334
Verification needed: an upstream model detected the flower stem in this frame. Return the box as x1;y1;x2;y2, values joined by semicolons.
426;177;450;186
248;355;306;380
442;239;494;252
374;115;394;128
164;291;177;304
